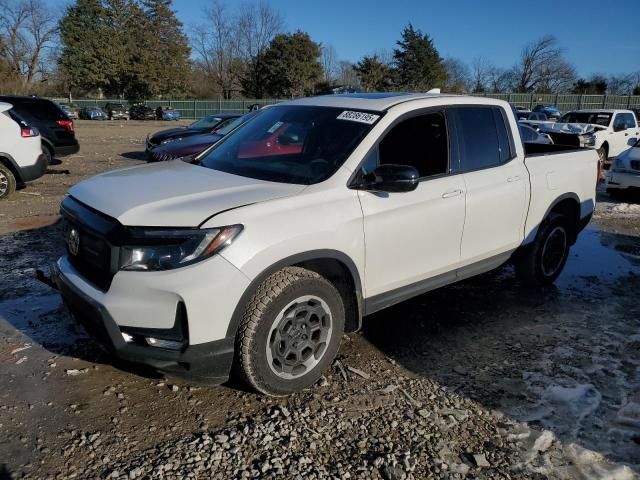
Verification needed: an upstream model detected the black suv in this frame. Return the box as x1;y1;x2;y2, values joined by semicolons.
103;103;129;120
0;96;80;161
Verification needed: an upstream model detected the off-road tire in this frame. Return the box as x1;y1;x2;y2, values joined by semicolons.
515;213;571;287
234;266;345;396
0;163;17;199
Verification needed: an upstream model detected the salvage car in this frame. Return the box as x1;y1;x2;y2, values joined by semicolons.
519;124;552;144
156;106;181;121
79;106;108;120
0;102;47;198
59;103;79;120
53;93;598;395
0;95;80;162
104;103;129;121
129;104;156;120
541;110;639;164
145;113;239;155
512;105;531;120
147;112;257;162
532;104;561;121
606;137;640;197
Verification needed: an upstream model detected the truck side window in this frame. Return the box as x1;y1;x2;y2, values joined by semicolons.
450;107;503;172
378;111;448;178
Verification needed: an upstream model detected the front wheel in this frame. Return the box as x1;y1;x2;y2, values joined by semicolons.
515;214;571;287
234;267;344;396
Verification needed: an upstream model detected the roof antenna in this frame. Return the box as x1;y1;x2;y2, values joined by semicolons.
427;88;441;94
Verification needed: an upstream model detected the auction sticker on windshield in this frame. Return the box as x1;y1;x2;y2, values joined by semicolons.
337;111;380;125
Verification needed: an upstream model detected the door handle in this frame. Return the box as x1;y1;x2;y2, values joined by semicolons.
507;175;521;183
442;189;463;198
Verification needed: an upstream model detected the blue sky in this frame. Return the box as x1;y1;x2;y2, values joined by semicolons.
168;0;638;77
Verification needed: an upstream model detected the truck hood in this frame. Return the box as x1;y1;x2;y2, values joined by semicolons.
538;122;603;135
68;160;306;227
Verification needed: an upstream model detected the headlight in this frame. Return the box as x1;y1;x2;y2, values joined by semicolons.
119;225;243;271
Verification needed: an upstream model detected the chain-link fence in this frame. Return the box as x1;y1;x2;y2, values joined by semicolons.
48;94;640;119
47;98;284;119
477;93;640;112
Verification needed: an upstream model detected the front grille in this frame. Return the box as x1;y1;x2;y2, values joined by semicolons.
61;197;120;292
151;151;176;162
631;160;640;171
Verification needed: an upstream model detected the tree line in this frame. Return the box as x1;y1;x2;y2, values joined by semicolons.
1;0;639;100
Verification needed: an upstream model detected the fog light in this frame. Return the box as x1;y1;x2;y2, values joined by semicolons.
122;332;134;343
145;337;182;350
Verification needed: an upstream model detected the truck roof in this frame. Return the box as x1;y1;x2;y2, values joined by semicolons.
571;109;634;114
284;92;466;112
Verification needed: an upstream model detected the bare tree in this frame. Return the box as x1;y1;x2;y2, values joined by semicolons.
192;1;283;98
191;1;241;98
336;60;358;88
320;43;337;82
0;0;58;85
512;35;575;93
471;57;492;92
443;57;470;93
236;1;283;61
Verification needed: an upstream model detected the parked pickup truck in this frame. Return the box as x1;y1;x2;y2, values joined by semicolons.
53;93;598;395
540;110;639;165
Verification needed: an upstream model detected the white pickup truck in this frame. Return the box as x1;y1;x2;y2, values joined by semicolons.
53;93;598;395
539;109;639;165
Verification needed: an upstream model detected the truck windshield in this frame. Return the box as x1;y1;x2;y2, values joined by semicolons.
560;112;612;126
198;106;379;184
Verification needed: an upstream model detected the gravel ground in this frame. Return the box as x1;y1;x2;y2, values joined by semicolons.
0;122;639;479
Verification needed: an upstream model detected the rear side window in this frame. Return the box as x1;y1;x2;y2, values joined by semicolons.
378;111;448;178
12;100;66;122
450;107;511;172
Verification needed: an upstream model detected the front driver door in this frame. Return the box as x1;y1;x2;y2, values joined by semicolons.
357;110;466;308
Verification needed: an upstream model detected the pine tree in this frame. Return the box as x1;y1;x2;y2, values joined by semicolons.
393;24;446;92
262;31;323;98
58;0;109;96
139;0;191;98
354;55;395;92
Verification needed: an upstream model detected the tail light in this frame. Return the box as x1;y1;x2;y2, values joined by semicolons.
21;127;39;137
56;119;75;133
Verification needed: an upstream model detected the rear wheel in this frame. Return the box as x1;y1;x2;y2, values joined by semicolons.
41;145;52;165
234;267;344;396
0;164;17;199
516;214;571;287
596;146;607;181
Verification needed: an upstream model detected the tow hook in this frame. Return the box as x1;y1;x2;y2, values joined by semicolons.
35;265;59;291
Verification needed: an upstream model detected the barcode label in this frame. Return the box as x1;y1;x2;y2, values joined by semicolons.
336;111;380;125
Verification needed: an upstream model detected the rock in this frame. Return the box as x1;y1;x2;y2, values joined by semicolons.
215;434;229;444
382;465;407;480
532;430;555;453
346;366;370;380
65;368;89;376
473;453;490;468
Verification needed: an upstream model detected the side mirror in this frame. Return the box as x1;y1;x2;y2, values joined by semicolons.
360;164;420;193
614;123;628;132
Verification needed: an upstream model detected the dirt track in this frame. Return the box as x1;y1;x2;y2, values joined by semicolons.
0;122;639;479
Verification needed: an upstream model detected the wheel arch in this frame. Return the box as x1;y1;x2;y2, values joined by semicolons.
41;137;55;156
526;193;582;246
0;152;24;183
226;250;363;338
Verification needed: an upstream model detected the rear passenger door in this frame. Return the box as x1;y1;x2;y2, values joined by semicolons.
449;106;529;266
358;110;466;300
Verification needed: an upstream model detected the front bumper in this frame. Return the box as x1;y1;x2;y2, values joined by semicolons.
18;153;48;182
606;170;640;190
54;253;250;382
